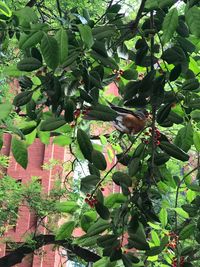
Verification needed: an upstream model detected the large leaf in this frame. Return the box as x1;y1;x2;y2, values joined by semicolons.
53;135;72;146
162;8;178;44
55;201;79;214
77;129;93;162
55;28;68;64
0;1;12;18
92;150;107;171
87;219;110;236
0;102;12;120
95;202;110;220
40;118;66;131
193;131;200;152
19;31;44;50
186;6;200;38
179;223;196;240
40;34;59;69
161;46;186;65
13;91;33;107
174;123;193;152
11;137;28;169
81;211;97;232
17;57;42;72
86;104;117;121
104;193;126;208
80;175;100;193
56;221;75;240
78;24;94;49
159;141;190;161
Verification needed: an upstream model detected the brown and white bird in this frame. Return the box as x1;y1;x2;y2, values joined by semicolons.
83;103;149;135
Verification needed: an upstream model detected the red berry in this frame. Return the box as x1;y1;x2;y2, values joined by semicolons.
101;187;105;191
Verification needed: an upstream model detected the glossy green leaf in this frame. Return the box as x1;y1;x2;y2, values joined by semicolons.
17;57;42;72
104;193;126;208
78;24;94;49
174;124;193;152
193;131;200;152
87;219;110;236
161;46;186;65
40;118;66;131
92;150;107;171
186;6;200;38
95;202;110;220
53;135;72;146
55;28;68;64
40;34;59;69
80;175;100;193
162;8;178;44
159;141;190;161
128;158;140;177
0;1;12;17
85;104;117;121
11;137;28;169
19;31;44;50
56;221;75;240
179;223;196;240
159;208;168;228
55;201;79;213
81;211;97;232
13;91;33;107
77;129;93;162
112;172;132;187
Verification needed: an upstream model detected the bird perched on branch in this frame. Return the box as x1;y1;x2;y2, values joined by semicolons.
83;102;150;135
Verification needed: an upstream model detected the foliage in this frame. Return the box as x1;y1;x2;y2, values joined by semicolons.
0;0;200;266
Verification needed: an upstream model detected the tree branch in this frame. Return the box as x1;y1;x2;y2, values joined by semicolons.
0;234;101;267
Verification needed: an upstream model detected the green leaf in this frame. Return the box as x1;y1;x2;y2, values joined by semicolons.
87;219;110;236
55;201;79;214
161;46;186;65
122;253;140;266
128;222;150;250
0;102;12;120
104;193;126;208
78;24;94;49
11;137;28;169
159;141;190;161
173;207;189;219
162;8;178;44
64;98;75;123
128;158;140;177
86;104;117;121
193;131;200;152
81;211;97;232
122;69;138;80
92;150;107;171
56;221;75;240
53;135;72;146
0;1;12;17
55;28;68;64
179;223;196;240
97;235;118;248
159;208;168;228
19;31;44;50
174;124;193;152
40;34;59;69
80;175;100;193
40;118;66;131
77;129;93;162
151;230;160;246
157;103;172;124
169;64;182;81
13;91;33;107
93;257;117;267
186;6;200;38
112;172;132;187
95;202;110;220
182;78;199;91
17;57;42;72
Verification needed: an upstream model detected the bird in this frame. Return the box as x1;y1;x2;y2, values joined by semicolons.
83;102;149;135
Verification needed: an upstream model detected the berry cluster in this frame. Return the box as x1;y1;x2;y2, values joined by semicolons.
172;257;184;267
142;127;161;146
113;69;124;81
84;194;98;208
166;232;179;250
